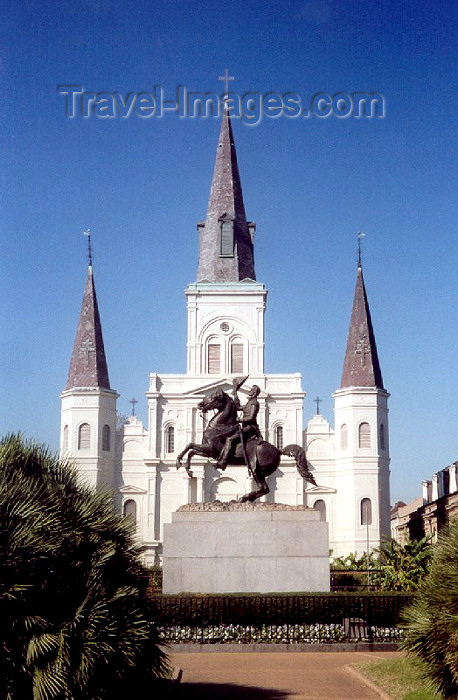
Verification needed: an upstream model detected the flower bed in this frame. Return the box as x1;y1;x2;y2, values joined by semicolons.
158;622;404;644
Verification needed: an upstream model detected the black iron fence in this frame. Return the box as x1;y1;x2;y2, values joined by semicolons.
150;593;413;644
330;569;383;591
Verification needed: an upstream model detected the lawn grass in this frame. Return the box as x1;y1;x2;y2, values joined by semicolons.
355;655;443;700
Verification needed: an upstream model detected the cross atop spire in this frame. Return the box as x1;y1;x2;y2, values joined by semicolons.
357;231;365;267
218;68;235;96
83;228;93;266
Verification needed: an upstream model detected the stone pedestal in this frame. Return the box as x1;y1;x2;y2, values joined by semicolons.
163;502;330;594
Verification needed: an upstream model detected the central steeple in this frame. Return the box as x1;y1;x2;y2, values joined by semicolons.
197;111;256;283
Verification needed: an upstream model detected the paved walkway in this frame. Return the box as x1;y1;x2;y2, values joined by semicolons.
170;651;401;699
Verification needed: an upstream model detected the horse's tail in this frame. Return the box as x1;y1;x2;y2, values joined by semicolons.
281;444;317;486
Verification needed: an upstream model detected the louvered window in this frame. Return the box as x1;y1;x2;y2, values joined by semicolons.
275;426;283;449
102;424;110;451
358;422;371;448
166;426;175;453
220;220;234;257
78;423;90;450
361;498;372;525
230;343;243;374
208;344;221;374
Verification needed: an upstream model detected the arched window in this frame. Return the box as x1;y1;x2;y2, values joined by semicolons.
207;343;221;374
102;424;110;451
358;422;371;448
275;425;283;449
78;423;90;450
230;343;244;374
314;499;326;522
379;423;385;450
63;425;68;452
340;424;348;450
166;426;175;453
361;498;372;525
123;499;137;524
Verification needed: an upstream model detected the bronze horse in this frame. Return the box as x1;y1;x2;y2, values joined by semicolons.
176;389;317;502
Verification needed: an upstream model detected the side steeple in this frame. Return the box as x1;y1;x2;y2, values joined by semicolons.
197;111;256;283
340;262;384;389
333;254;390;555
61;242;118;491
65;264;111;390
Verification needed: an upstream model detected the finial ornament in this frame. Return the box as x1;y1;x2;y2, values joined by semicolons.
357;231;366;267
129;397;138;417
83;228;93;266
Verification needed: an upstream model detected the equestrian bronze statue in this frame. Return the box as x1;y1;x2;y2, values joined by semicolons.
176;377;317;503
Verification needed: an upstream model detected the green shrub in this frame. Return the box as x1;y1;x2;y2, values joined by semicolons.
0;435;169;700
378;537;432;592
402;519;458;698
150;592;414;630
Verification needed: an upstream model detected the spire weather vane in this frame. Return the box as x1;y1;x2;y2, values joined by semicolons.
83;228;93;266
357;231;366;267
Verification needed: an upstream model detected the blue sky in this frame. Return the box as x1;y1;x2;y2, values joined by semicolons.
2;0;457;504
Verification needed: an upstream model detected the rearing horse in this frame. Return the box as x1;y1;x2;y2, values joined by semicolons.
176;389;317;502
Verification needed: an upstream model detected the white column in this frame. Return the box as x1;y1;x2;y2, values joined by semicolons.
148;467;157;540
192;466;205;503
196;476;204;503
148;400;158;454
182;473;190;504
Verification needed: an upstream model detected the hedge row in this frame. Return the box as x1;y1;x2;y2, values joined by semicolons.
149;593;414;628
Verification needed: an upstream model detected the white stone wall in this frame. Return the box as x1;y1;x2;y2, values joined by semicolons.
332;386;390;557
185;282;267;375
60;386;118;490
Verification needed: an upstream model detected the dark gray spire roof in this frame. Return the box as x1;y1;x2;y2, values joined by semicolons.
65;265;111;390
197;111;256;282
341;264;384;389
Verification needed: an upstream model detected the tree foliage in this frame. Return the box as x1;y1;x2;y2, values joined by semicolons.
332;551;379;570
331;538;432;592
377;536;432;592
0;434;169;700
402;519;458;698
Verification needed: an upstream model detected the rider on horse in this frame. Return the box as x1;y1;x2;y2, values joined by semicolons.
217;380;263;470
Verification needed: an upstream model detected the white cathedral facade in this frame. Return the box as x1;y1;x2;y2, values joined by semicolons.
60;112;391;566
